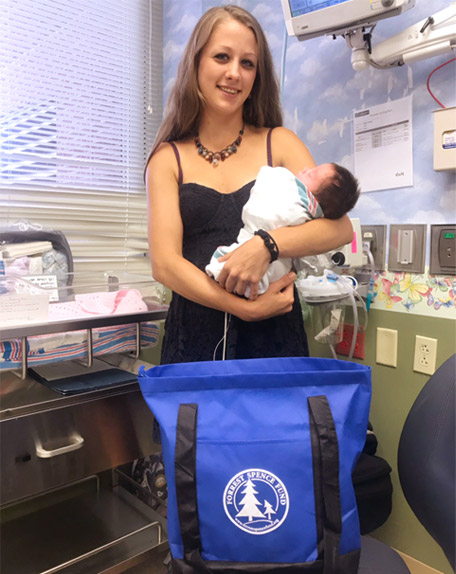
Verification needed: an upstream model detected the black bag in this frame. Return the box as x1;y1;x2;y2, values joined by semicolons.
0;227;73;285
352;422;393;534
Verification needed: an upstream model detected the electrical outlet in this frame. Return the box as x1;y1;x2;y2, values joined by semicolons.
335;324;365;359
413;335;438;375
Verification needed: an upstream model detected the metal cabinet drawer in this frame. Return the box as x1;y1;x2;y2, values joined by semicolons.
1;389;158;505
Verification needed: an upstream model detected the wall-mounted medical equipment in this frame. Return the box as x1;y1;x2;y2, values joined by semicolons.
388;224;426;274
282;0;414;41
360;225;387;271
433;106;456;171
281;1;456;71
330;218;363;269
430;224;456;276
297;270;368;360
370;7;456;68
296;218;370;360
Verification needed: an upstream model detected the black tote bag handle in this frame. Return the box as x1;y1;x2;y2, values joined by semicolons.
174;403;214;573
307;395;343;574
174;400;352;574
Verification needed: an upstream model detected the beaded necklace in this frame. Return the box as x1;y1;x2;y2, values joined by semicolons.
194;125;244;166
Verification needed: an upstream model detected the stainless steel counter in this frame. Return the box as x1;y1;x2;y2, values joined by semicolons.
0;307;168;573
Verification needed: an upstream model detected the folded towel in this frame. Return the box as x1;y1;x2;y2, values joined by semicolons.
0;241;53;259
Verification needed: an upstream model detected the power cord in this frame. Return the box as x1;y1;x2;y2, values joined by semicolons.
362;241;376;312
213;312;231;361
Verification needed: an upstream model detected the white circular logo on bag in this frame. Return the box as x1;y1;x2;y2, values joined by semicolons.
223;468;289;535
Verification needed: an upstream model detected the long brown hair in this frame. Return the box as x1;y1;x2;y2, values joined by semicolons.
145;5;282;167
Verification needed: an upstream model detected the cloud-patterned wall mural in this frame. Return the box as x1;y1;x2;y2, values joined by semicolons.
163;0;456;317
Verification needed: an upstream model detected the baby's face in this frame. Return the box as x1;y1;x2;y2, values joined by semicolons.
297;163;335;195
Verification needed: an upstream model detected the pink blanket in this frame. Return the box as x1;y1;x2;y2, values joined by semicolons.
49;289;147;322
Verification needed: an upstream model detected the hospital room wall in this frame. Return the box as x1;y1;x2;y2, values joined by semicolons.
160;1;455;572
267;0;455;570
305;309;455;574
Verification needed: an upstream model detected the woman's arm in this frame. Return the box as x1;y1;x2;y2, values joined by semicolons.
146;143;297;321
218;127;353;298
269;216;352;258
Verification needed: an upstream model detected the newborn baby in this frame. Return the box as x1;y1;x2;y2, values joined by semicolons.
206;163;359;298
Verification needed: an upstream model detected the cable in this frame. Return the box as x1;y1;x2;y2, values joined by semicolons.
426;57;456;108
337;275;368;360
368;58;403;69
222;312;229;360
338;276;359;360
348;289;358;360
280;24;288;97
362;241;376;312
213;312;231;361
354;288;369;332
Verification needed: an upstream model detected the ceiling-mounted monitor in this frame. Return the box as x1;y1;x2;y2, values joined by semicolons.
281;0;415;41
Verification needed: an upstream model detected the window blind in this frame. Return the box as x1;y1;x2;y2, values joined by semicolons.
0;0;163;275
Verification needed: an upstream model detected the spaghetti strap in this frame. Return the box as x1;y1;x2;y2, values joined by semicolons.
169;142;183;186
266;128;274;167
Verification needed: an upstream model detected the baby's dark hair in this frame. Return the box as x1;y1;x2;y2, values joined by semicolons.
316;164;360;220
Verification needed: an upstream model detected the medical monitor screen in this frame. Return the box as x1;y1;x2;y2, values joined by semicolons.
288;0;350;19
282;0;414;40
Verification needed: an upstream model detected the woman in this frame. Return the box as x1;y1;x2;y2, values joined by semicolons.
146;5;353;364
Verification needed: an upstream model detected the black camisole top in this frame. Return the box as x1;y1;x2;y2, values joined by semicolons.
160;128;309;364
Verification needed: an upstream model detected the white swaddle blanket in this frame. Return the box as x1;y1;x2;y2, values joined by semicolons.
205;166;323;298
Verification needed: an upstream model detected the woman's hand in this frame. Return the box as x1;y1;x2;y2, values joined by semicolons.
217;235;271;300
241;272;296;322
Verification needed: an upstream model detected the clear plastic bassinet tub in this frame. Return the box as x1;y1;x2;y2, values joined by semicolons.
0;272;168;377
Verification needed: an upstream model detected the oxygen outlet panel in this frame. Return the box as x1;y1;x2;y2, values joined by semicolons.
430;224;456;275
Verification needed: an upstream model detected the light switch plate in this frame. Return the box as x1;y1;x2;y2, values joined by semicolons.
376;327;398;367
388;224;426;273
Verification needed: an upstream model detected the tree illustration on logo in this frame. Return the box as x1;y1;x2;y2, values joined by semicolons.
236;479;265;522
263;500;276;521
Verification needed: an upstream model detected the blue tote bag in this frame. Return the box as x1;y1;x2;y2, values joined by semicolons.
138;357;371;573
